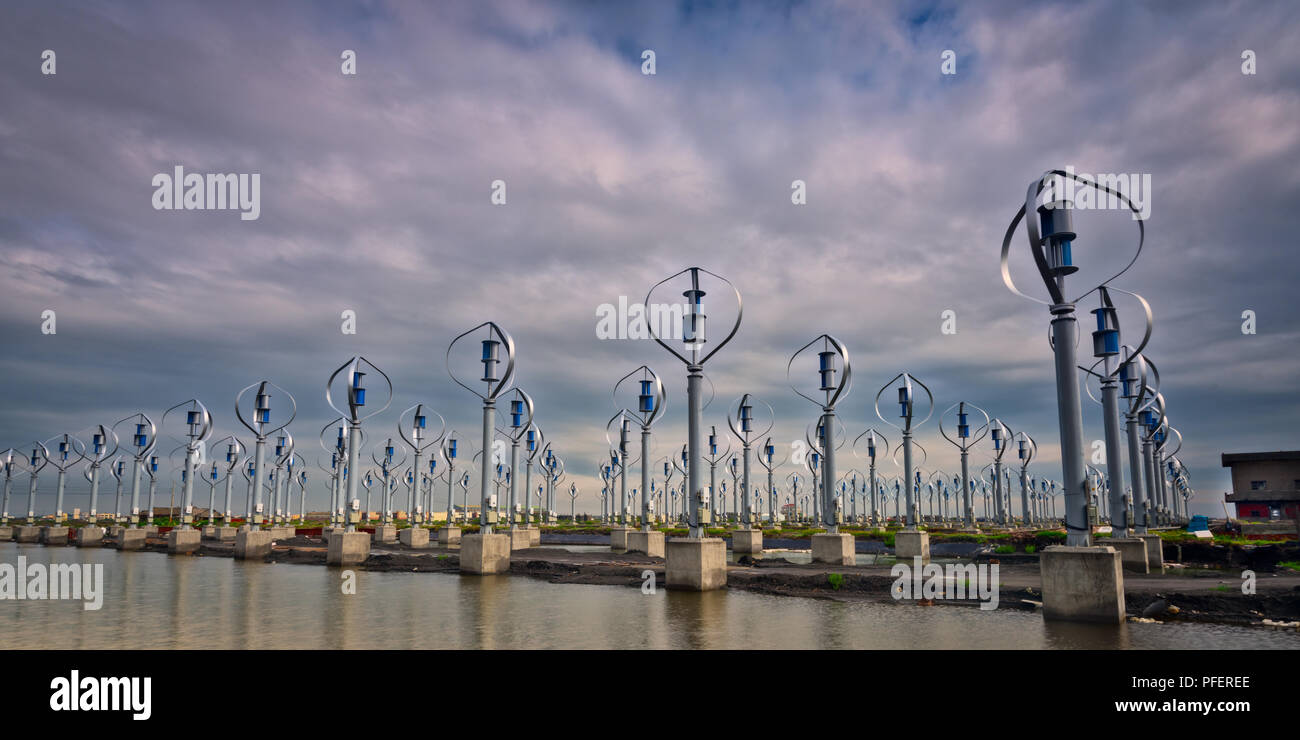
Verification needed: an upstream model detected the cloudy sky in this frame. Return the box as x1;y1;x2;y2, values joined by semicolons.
1;0;1297;518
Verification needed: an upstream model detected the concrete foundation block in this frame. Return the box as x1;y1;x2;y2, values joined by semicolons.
626;530;665;558
610;526;630;551
1135;533;1164;573
0;526;11;540
731;528;763;554
1108;538;1150;574
811;533;855;565
39;526;70;546
326;531;371;566
528;527;541;547
201;525;218;539
215;527;237;542
665;537;727;591
1039;545;1125;624
234;529;274;560
74;526;105;547
372;524;397;543
894;530;930;563
106;526;124;540
459;533;511;574
166;528;202;554
399;527;431;549
438;526;461;546
14;526;40;543
507;528;531;551
271;526;295;540
118;528;147;551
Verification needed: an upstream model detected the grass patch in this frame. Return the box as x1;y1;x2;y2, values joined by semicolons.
827;573;844;591
994;545;1014;554
1277;561;1300;572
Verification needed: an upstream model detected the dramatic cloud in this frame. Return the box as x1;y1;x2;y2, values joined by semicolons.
1;0;1297;517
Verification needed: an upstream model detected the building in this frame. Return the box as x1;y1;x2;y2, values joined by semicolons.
1221;450;1300;520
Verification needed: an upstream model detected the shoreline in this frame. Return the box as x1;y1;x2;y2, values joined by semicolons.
8;531;1296;631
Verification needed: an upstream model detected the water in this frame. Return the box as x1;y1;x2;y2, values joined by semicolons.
1;542;1295;649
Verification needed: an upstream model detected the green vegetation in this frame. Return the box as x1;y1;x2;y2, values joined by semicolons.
827;573;844;591
1277;561;1300;572
1156;529;1292;546
1024;544;1037;554
994;545;1014;554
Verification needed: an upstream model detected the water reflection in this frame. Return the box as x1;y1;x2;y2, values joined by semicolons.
1;543;1294;650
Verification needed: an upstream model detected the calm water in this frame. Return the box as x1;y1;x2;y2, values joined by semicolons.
1;542;1296;650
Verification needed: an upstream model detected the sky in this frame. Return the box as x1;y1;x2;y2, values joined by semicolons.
1;0;1298;518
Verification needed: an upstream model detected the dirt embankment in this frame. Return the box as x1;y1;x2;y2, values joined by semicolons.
117;535;1300;628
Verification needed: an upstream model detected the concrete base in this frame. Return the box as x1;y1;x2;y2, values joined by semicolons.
507;527;531;551
1039;545;1125;624
201;525;217;539
731;528;763;554
399;527;431;549
39;526;70;545
13;526;40;543
74;526;105;547
235;529;274;560
326;531;371;566
1135;533;1165;573
1108;538;1150;574
438;526;462;546
610;526;630;551
627;530;665;558
811;533;855;565
106;526;124;540
118;528;147;551
665;537;727;591
894;530;931;563
372;524;397;543
527;527;541;547
214;527;237;542
0;526;11;540
143;525;159;537
459;533;511;574
166;528;202;554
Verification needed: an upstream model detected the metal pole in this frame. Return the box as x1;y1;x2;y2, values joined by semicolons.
523;459;531;528
641;429;651;531
687;366;704;538
960;452;972;527
1050;303;1090;546
181;447;196;529
345;425;360;533
127;459;143;528
903;432;915;529
446;464;455;524
2;470;11;524
480;403;493;533
507;441;517;528
26;472;38;522
1020;468;1030;527
252;436;268;528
